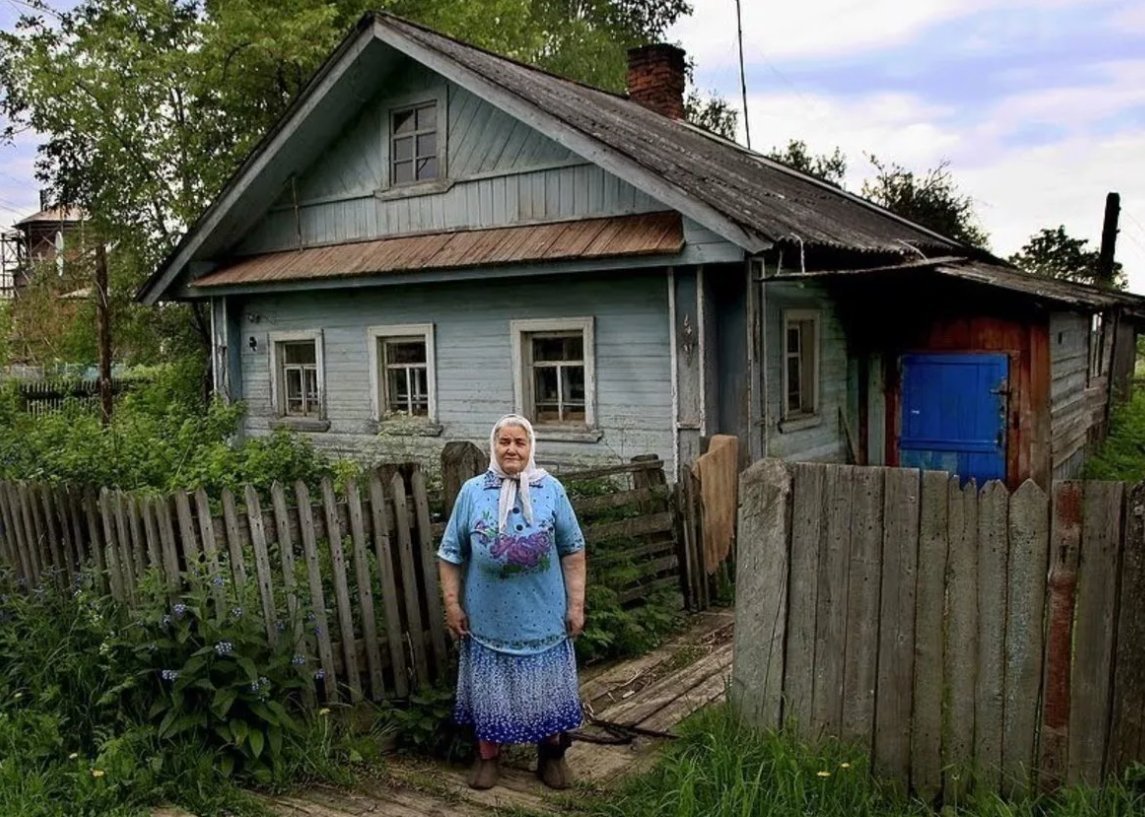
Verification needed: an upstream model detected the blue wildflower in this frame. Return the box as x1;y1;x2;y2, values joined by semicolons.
214;641;234;656
211;575;225;587
313;625;323;636
306;611;317;622
161;614;172;627
314;669;326;681
160;669;179;681
231;606;243;619
172;603;188;618
291;654;306;666
275;619;286;632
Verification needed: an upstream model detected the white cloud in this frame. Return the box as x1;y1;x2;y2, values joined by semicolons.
672;0;1097;66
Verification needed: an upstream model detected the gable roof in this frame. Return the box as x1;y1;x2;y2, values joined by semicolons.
138;12;968;305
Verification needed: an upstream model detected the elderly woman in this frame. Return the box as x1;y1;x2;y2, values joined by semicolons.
437;414;587;791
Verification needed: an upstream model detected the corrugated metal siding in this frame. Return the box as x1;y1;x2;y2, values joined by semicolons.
1050;310;1110;479
236;272;673;468
763;281;848;462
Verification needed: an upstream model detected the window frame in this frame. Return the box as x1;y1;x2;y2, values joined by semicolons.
383;88;448;192
367;323;438;424
511;317;596;431
781;309;821;422
268;330;325;421
1087;311;1107;385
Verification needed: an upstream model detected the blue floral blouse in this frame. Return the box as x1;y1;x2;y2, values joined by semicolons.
437;470;585;656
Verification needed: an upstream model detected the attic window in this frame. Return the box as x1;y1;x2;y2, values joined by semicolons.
390;102;438;185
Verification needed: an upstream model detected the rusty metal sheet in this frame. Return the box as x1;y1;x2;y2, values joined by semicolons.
193;212;684;288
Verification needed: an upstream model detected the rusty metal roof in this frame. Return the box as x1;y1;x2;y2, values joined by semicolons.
192;212;684;288
771;257;1145;313
380;14;964;256
14;207;86;227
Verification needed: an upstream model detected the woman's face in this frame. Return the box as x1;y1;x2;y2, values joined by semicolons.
495;424;532;475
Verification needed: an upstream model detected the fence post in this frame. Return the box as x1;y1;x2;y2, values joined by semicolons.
729;458;790;732
441;441;484;520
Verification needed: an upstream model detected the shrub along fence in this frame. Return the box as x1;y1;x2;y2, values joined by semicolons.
732;460;1145;800
0;451;702;705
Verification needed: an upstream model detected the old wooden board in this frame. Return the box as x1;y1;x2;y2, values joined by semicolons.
99;488;124;602
944;478;979;802
597;645;732;725
1108;482;1145;775
220;488;249;588
128;495;152;573
113;492;138;601
975;480;1009;791
65;487;88;568
23;482;46;581
368;473;409;698
50;486;76;583
911;470;949;801
321;477;362;703
37;484;64;582
174;491;199;564
411;471;449;677
346;481;385;700
841;466;883;749
1039;481;1082;791
0;483;31;583
785;462;824;739
874;467;919;785
83;488;107;593
1067;481;1123;786
194;488;224;610
1003;480;1050;796
638;660;730;733
812;464;854;738
391;474;430;685
295;482;337;702
154;495;182;597
244;486;280;646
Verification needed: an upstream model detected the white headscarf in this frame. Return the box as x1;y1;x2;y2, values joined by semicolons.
488;414;549;533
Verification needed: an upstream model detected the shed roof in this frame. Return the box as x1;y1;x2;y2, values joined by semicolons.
14;207;85;227
771;257;1145;314
191;211;684;288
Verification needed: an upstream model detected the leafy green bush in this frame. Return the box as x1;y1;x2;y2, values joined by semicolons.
0;359;336;495
1085;390;1145;482
388;684;473;762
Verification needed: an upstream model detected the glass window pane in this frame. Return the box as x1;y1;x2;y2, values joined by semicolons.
386;340;426;365
534;366;559;404
416;132;436;158
304;369;319;405
415;104;436;131
410;368;429;415
786;356;801;413
786;326;800;354
387;368;408;412
392;161;413;185
563;365;585;403
393;136;414;161
532;333;582;362
283;341;315;365
393;109;415;134
417;156;438;181
286;368;302;400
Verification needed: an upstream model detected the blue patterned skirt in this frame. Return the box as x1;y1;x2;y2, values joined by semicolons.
453;637;583;745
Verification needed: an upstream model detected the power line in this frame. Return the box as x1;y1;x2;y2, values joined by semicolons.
734;0;750;149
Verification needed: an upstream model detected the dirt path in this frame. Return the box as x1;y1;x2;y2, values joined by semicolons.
264;611;734;817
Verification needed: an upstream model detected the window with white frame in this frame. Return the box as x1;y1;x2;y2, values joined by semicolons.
783;310;820;419
390;101;439;186
511;318;595;428
368;324;437;422
1088;312;1106;383
269;332;324;419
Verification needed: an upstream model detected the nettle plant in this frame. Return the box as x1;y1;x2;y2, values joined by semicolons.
134;569;312;783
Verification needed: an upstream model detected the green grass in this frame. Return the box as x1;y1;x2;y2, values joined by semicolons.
574;705;1144;817
1084;390;1145;482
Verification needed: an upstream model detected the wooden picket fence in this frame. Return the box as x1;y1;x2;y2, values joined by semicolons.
10;376;142;415
0;454;693;705
733;460;1145;799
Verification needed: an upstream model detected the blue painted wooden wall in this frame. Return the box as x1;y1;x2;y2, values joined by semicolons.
234;272;673;469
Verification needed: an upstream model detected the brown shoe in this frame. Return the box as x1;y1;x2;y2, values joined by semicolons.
536;734;573;790
468;756;500;790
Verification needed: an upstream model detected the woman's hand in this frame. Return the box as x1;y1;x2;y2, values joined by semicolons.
566;603;585;639
445;601;469;640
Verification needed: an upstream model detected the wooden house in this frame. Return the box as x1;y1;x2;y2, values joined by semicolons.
138;13;1145;485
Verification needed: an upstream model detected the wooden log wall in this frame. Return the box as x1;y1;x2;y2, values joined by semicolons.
733;459;1145;799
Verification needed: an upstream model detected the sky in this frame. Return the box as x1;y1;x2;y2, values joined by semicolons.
3;1;1145;290
669;0;1145;292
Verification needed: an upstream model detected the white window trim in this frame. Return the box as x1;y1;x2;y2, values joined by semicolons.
782;309;821;422
510;317;596;430
381;86;448;192
366;323;438;423
268;330;325;419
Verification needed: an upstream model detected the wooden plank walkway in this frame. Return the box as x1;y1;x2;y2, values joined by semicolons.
264;611;735;817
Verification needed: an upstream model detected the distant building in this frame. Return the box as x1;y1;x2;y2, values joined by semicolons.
0;195;88;298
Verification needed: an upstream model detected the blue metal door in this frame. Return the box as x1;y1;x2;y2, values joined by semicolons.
899;353;1008;484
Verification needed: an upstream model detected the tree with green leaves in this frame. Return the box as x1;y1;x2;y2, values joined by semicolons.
861;156;990;249
1008;226;1124;289
766;139;847;187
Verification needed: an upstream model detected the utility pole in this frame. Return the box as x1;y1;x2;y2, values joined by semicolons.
95;243;113;426
1097;191;1120;287
735;0;751;149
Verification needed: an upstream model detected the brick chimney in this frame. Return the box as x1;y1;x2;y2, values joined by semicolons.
626;44;687;119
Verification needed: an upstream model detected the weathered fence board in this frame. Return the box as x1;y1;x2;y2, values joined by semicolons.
220;489;248;588
412;470;449;677
1108;483;1145;773
346;481;384;700
842;467;882;749
368;473;409;698
1067;481;1123;786
874;467;919;785
321;477;362;704
1040;481;1082;790
944;478;979;802
976;481;1008;791
244;486;279;646
812;464;853;738
390;475;429;686
1003;480;1049;796
783;463;823;739
295;482;337;702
